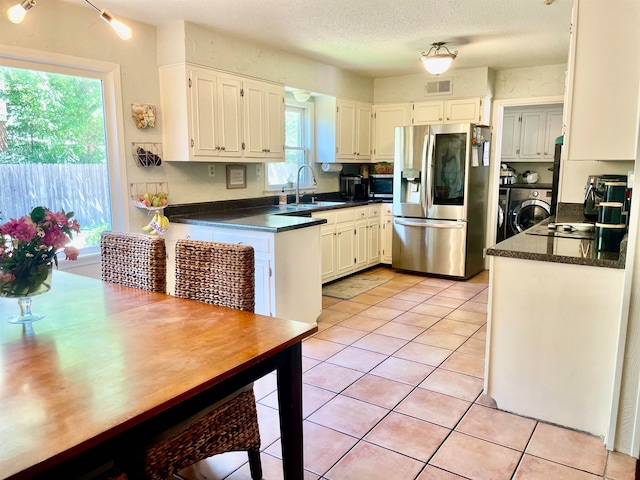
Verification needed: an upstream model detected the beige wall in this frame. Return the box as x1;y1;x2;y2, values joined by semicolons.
494;64;566;100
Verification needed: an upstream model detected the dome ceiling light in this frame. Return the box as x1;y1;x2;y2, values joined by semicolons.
420;42;458;76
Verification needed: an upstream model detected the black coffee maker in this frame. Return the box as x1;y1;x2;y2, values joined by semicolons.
340;174;366;200
583;174;628;220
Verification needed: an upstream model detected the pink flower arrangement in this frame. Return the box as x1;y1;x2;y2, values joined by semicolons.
0;206;80;296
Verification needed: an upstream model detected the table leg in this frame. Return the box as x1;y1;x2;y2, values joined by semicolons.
277;342;303;480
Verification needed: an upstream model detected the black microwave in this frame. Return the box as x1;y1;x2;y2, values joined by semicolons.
369;174;393;199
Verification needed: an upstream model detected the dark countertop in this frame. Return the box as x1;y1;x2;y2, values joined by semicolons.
166;196;381;233
487;204;626;269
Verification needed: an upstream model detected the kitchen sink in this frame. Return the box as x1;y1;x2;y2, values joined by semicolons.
291;201;346;207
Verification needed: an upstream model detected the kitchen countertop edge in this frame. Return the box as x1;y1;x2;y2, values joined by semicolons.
487;205;627;269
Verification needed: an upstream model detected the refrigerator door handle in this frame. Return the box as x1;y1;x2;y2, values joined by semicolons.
424;134;435;211
394;219;465;229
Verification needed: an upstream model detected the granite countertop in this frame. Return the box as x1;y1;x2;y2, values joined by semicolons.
166;196;380;233
487;204;626;269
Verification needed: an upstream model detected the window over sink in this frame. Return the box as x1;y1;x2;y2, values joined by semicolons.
266;99;314;190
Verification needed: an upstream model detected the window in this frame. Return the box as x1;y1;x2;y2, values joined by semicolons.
0;49;127;268
267;100;314;189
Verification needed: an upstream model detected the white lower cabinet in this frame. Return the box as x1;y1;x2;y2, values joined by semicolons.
381;203;393;264
314;205;382;284
164;222;321;324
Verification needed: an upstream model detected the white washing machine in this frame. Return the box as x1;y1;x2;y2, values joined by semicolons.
507;187;552;237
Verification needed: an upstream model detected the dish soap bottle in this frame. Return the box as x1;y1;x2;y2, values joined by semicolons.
279;187;287;205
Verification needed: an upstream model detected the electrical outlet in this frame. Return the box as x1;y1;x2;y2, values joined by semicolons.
208;165;216;177
255;164;263;177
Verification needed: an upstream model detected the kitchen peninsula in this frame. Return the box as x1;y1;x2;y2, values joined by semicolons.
164;198;380;324
485;205;626;437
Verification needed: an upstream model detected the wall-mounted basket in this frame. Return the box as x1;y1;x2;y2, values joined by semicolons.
131;103;157;129
132;142;162;167
130;182;169;210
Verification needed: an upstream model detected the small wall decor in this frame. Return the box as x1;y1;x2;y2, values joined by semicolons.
226;165;247;189
131;103;157;129
132;142;162;167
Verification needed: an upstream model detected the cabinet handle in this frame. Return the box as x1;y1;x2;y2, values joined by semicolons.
267;149;271;153
191;139;194;147
439;117;442;121
220;146;226;151
446;117;450;121
537;152;540;155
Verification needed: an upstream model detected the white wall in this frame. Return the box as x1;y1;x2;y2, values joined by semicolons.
494;64;566;100
373;67;494;103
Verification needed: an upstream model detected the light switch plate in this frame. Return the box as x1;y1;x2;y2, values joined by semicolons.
208;165;216;177
256;164;263;177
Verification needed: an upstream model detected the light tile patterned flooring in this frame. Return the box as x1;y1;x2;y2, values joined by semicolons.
179;267;637;480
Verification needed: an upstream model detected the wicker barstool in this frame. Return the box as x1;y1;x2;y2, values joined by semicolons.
141;239;262;480
100;231;167;293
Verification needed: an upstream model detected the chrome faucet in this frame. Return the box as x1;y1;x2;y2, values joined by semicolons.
296;164;317;203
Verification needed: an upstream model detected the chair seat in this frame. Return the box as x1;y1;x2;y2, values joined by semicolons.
143;389;260;480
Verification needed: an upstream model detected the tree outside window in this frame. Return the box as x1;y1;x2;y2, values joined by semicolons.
267;102;314;189
0;66;111;250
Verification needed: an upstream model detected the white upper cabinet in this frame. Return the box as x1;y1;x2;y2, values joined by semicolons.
159;64;284;162
564;0;640;161
243;80;285;160
373;103;411;161
412;97;489;125
501;105;563;162
316;96;373;163
337;99;372;160
160;65;242;161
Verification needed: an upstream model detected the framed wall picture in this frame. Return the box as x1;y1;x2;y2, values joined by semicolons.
226;165;247;189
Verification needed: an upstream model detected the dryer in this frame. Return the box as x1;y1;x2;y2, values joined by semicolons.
507;187;552;237
497;187;509;242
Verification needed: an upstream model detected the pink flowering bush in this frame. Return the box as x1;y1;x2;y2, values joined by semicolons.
0;206;80;296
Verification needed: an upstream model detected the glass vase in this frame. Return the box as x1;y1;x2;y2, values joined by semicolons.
0;263;53;324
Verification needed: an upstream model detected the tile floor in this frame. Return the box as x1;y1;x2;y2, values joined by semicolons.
178;267;637;480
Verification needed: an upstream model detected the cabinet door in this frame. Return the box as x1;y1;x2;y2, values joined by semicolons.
381;217;393;264
355;219;368;270
355;103;372;159
336;222;355;276
519;111;544;160
543;110;564;159
254;255;272;316
336;99;357;158
368;219;381;266
319;225;337;282
373;104;411;160
264;84;285;159
191;69;219;157
500;112;520;161
216;75;242;157
413;101;444;125
242;80;266;157
445;98;481;123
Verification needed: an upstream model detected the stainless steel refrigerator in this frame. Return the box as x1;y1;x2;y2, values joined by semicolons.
392;123;491;278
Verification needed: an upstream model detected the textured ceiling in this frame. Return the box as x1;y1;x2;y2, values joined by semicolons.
66;0;572;78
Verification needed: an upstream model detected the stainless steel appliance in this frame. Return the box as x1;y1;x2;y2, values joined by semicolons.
369;174;393;199
392;123;491;278
507;187;552;237
497;187;509;243
339;174;366;200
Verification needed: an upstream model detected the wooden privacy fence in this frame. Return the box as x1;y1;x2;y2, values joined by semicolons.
0;164;110;227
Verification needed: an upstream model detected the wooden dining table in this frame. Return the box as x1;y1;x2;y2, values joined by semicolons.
0;270;317;479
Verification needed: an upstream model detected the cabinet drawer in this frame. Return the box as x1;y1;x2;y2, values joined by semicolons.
212;230;271;254
336;208;358;223
354;207;368;220
368;205;380;217
312;211;337;225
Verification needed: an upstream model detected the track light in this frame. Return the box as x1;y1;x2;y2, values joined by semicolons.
420;42;458;76
6;0;36;24
84;0;132;40
6;0;131;40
